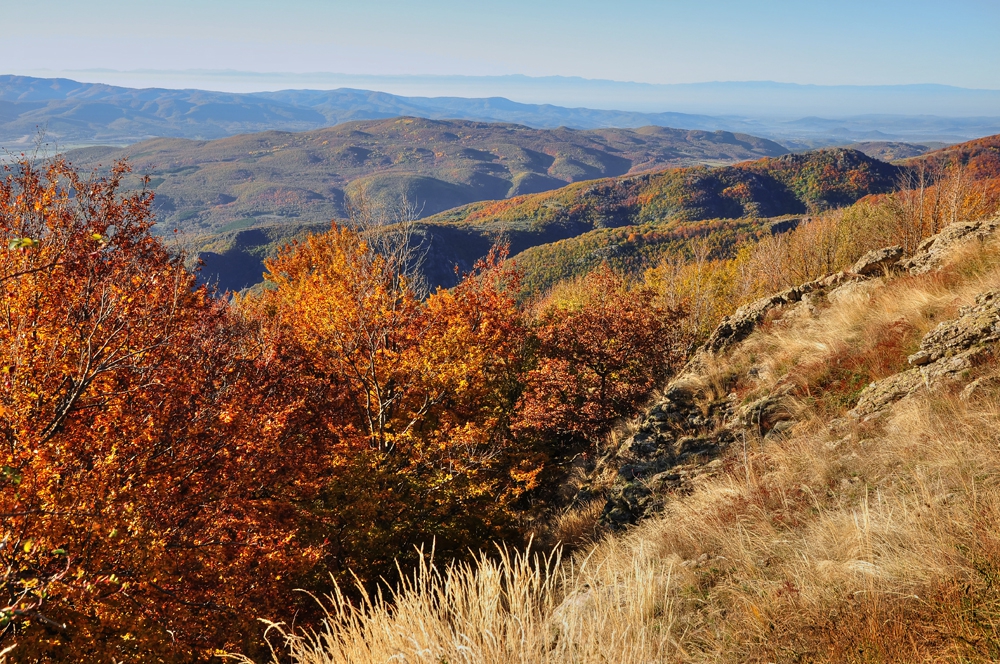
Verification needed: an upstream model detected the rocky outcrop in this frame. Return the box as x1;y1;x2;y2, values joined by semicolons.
595;218;1000;530
850;290;1000;419
703;270;877;354
600;252;889;527
901;218;1000;274
703;290;804;353
909;291;1000;366
598;382;734;528
848;217;1000;417
851;245;903;275
848;370;923;420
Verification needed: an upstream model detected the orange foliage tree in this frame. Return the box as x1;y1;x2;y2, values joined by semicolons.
237;228;540;584
516;265;690;447
0;159;332;662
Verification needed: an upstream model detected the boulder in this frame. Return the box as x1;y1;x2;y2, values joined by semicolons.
908;291;1000;366
901;218;1000;275
704;285;815;353
849;370;923;419
852;289;1000;418
732;391;794;434
851;246;903;276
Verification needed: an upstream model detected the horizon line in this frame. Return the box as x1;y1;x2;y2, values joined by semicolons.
12;69;1000;94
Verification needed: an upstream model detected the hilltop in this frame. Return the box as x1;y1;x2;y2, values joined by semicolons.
899;132;1000;177
844;140;943;160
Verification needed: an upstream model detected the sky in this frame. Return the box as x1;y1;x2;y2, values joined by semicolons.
5;0;1000;91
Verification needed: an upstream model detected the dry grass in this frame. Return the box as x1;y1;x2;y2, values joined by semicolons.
247;392;1000;663
714;235;1000;414
234;543;680;664
243;229;1000;663
544;500;606;549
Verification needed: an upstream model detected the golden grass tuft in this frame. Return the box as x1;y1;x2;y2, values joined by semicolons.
545;500;606;549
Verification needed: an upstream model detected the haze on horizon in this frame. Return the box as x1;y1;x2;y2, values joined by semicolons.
8;0;1000;92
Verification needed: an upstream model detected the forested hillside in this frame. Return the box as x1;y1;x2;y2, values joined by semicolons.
62;118;787;234
196;145;905;292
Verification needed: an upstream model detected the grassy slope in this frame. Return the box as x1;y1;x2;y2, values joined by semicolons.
257;220;1000;664
62;118;788;235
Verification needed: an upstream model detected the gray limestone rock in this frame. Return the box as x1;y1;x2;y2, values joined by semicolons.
901;218;1000;275
849;370;924;419
704;284;817;353
851;289;1000;418
908;291;1000;367
851;246;903;276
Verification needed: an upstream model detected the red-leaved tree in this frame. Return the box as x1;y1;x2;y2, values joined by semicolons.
516;265;689;446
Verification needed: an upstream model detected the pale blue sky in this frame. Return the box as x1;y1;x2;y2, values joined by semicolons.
7;0;999;88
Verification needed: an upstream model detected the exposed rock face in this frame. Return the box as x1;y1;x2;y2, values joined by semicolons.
704;285;814;353
703;270;872;354
593;218;1000;530
599;383;733;528
910;292;1000;366
851;245;903;275
849;370;923;420
901;218;1000;274
600;252;883;527
961;375;1000;401
850;291;1000;419
731;384;796;433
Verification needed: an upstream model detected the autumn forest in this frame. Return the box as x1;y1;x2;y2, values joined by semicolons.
2;128;1000;662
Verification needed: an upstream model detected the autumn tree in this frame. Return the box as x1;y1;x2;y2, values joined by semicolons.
645;240;761;338
0;158;332;662
238;227;538;583
516;265;690;447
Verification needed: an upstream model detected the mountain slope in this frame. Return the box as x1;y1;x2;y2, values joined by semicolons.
193;147;903;293
429;147;902;230
902;133;1000;178
62;118;788;234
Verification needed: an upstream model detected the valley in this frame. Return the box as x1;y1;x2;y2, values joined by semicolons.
193;142;916;293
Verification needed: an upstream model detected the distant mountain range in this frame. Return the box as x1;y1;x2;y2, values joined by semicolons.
62;117;788;233
3;75;1000;150
23;70;1000;116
